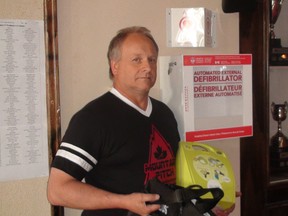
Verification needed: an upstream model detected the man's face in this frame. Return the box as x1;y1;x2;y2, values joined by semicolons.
111;33;158;97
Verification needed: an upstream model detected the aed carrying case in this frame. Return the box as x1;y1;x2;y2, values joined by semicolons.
176;141;236;210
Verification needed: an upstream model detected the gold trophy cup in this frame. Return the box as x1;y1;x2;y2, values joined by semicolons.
270;102;288;168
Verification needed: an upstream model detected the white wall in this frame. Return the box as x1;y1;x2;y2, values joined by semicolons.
57;1;240;216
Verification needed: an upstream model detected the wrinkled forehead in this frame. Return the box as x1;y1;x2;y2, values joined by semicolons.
123;33;156;47
120;33;158;54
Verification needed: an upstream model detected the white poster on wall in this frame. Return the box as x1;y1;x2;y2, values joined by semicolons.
0;19;48;181
182;54;253;141
160;54;253;142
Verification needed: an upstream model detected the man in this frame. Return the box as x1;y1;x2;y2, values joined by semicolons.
48;26;179;216
47;26;235;216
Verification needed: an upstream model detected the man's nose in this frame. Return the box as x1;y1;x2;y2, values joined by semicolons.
142;59;152;71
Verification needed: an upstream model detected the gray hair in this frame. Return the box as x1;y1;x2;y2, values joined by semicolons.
107;26;159;79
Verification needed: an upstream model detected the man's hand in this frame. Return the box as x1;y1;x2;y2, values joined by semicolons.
125;193;160;216
212;191;242;216
212;204;235;216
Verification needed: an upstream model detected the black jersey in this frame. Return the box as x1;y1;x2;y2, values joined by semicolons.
52;91;180;216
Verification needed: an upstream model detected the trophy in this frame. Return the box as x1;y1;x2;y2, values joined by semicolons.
269;0;288;65
270;0;284;45
270;102;288;168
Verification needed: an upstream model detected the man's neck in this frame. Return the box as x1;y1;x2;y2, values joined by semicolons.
112;87;149;110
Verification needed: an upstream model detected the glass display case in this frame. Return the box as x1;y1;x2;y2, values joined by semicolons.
239;0;288;215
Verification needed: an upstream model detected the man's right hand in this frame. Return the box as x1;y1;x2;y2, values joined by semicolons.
124;193;160;216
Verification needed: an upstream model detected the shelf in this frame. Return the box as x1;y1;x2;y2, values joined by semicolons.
270;175;288;185
269;66;288;71
268;175;288;204
270;168;288;185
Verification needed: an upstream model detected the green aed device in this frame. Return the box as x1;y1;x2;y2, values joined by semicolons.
176;141;236;210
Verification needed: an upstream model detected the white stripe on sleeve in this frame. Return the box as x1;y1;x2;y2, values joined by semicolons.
56;149;93;172
61;142;97;164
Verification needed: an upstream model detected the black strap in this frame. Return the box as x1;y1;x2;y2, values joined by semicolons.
145;178;224;216
179;185;224;214
145;178;183;204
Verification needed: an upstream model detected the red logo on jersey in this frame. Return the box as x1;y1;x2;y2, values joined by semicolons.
144;125;176;185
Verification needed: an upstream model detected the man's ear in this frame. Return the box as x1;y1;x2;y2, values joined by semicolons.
110;60;119;76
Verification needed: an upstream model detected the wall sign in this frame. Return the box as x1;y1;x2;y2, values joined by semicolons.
160;54;253;142
0;19;48;181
